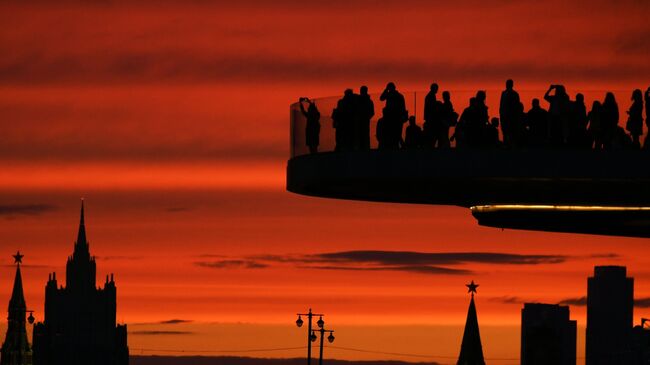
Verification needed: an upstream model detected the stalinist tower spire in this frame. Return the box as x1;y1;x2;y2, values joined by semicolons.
74;199;89;256
66;200;97;290
1;251;32;365
457;281;485;365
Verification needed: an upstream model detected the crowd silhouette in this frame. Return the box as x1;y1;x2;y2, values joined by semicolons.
298;82;650;154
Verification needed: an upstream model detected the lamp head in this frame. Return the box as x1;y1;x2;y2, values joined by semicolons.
327;333;335;343
317;316;324;328
296;315;303;328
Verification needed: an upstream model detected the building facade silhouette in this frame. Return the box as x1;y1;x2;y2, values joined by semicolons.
1;253;32;365
32;202;129;365
586;266;634;365
521;303;576;365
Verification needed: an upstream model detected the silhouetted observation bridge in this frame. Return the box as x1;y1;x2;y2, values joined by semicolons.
287;89;650;238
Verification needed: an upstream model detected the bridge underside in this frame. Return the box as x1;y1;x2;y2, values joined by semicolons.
287;149;650;238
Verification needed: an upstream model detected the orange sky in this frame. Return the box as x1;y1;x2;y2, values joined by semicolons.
0;1;649;364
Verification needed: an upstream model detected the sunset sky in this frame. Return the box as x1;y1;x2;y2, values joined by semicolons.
1;1;649;364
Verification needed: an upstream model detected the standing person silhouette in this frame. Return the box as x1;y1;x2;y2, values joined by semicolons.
356;86;375;150
332;89;356;151
525;99;549;148
404;116;423;149
601;92;619;149
440;91;457;148
379;82;407;149
626;89;643;149
570;93;588;149
499;79;521;148
588;101;604;150
644;87;650;149
423;83;443;148
299;97;321;154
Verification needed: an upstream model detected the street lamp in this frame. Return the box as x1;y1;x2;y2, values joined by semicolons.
27;310;35;324
296;308;324;365
316;326;335;365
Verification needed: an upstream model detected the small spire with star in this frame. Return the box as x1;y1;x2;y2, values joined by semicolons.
457;280;485;365
13;251;24;265
466;280;479;296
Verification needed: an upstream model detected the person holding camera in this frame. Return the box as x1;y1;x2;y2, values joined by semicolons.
299;97;321;154
544;84;571;146
379;82;407;149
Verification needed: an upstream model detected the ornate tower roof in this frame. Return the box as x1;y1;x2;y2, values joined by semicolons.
1;251;32;365
74;199;90;259
457;281;485;365
66;200;97;290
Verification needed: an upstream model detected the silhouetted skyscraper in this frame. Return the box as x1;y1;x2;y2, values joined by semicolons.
457;281;485;365
586;266;634;365
1;252;32;365
521;303;576;365
32;201;129;365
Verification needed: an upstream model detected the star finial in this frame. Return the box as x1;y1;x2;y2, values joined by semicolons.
13;251;24;265
466;280;479;295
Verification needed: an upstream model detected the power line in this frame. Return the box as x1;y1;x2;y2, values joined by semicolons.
130;344;522;362
326;345;518;361
131;346;305;354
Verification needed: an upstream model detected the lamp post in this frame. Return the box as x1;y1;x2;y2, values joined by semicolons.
296;308;324;365
317;326;335;365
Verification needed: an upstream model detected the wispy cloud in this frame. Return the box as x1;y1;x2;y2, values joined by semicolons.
97;255;145;261
309;251;568;266
195;260;269;269
634;298;650;308
130;330;194;336
490;296;526;304
132;318;194;326
159;319;194;325
556;296;650;308
557;296;587;306
196;250;571;276
166;207;191;213
0;204;57;218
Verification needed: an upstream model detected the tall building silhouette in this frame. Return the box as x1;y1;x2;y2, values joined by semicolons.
521;303;576;365
1;252;32;365
586;266;634;365
457;281;485;365
32;202;129;365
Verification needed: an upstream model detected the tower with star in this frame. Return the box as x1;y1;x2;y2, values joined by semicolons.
1;251;33;365
32;201;129;365
457;281;486;365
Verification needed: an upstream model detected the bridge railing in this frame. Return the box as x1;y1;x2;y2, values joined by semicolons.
289;89;638;158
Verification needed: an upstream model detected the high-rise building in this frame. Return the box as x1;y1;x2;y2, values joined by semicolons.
521;303;576;365
32;202;129;365
586;265;634;365
457;281;485;365
1;252;32;365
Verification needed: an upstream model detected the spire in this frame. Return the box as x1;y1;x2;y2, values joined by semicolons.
76;199;87;247
457;281;485;365
1;251;32;365
8;252;26;311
